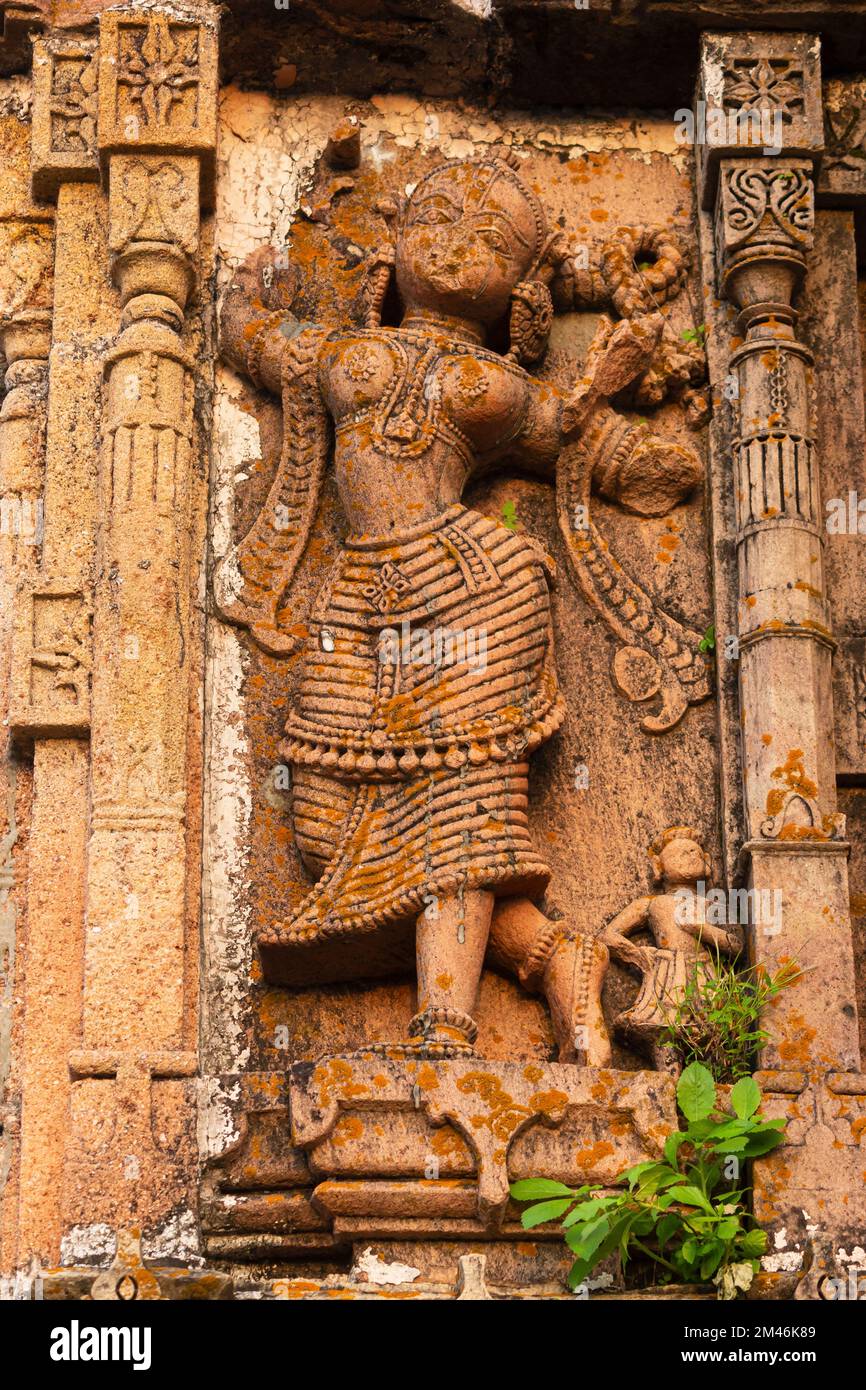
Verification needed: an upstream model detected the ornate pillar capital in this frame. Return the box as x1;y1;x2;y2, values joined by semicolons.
96;4;218;205
696;30;824;212
715;159;814;329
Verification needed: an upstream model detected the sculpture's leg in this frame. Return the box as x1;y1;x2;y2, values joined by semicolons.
489;899;611;1066
410;889;494;1054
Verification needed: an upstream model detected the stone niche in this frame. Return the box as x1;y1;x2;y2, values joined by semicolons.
200;90;719;1281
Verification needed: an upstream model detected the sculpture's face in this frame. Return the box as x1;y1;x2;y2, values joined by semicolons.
396;161;541;326
659;837;707;886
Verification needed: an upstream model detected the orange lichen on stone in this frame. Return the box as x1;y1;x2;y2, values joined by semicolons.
431;1127;468;1158
314;1058;371;1107
574;1140;615;1166
529;1088;569;1114
765;748;818;821
273;1279;322;1299
331;1115;364;1147
778;1015;818;1066
655;530;680;565
794;579;823;599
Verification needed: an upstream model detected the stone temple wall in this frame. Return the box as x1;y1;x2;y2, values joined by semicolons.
0;0;865;1303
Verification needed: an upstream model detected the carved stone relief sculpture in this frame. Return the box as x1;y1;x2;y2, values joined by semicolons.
601;827;743;1072
215;154;711;1063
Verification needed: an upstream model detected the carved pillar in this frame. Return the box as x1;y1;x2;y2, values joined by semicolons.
5;29;104;1268
0;85;53;1260
699;32;866;1286
6;28;105;1270
59;4;218;1236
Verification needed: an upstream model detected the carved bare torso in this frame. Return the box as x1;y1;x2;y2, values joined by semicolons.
320;326;539;535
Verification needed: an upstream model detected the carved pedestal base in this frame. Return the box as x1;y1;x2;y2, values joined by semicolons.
289;1057;676;1238
42;1229;233;1301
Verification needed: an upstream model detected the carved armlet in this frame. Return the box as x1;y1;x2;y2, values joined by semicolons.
242;310;290;393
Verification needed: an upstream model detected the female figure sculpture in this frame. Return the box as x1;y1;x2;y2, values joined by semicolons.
216;153;709;1063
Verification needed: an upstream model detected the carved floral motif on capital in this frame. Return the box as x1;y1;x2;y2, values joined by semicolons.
97;10;218;165
48;47;98;152
697;32;823;210
722;56;805;121
116;17;199;131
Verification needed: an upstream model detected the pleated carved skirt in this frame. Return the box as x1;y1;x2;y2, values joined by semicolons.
273;504;565;974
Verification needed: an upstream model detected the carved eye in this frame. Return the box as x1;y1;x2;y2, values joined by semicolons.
412;206;453;226
477;227;509;255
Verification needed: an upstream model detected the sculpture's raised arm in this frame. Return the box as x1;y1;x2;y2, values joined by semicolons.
219;280;297;396
506;311;702;519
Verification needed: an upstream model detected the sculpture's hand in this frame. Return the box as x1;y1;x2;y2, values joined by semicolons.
218;283;253;377
562;312;663;438
610;937;656;977
599;429;703;519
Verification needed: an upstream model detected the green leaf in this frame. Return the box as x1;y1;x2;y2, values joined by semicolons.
716;1217;741;1241
624;1161;663;1187
686;1118;717;1142
709;1135;748;1154
663;1131;689;1167
677;1062;716;1122
632;1210;656;1237
605;1214;639;1262
730;1076;761;1120
509;1178;575;1200
740;1128;786;1157
666;1185;713;1212
705;1119;752;1140
520;1198;574;1229
566;1214;610;1261
629;1163;681;1196
680;1236;699;1267
700;1243;725;1279
562;1199;615;1228
567;1257;593;1290
656;1212;683;1246
654;1192;679;1211
739;1228;767;1257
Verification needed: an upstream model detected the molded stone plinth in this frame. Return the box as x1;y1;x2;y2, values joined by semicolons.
289;1057;676;1238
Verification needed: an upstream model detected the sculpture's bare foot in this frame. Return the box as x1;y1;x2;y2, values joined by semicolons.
539;933;612;1066
489;898;612;1066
